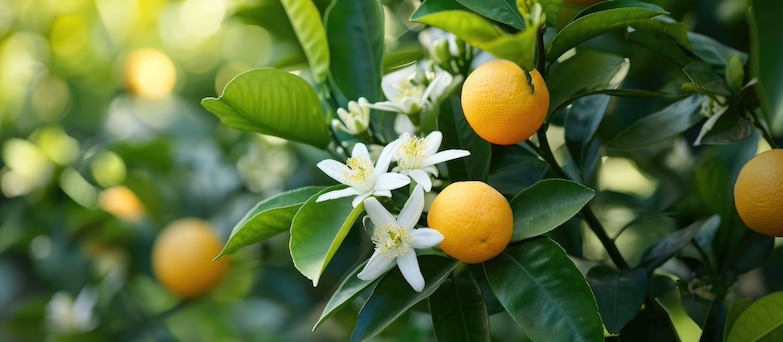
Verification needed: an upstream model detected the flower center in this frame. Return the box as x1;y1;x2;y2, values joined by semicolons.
343;156;375;191
396;80;425;102
396;134;428;170
372;223;412;259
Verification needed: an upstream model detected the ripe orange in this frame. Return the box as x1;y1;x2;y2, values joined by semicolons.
152;218;230;299
427;181;513;263
461;59;549;145
734;149;783;236
99;186;146;224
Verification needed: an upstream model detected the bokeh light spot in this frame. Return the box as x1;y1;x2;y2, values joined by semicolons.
124;48;177;99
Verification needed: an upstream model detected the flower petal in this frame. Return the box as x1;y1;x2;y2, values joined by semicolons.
357;251;396;281
424;149;471;167
374;172;411;191
317;187;361;202
367;101;405;113
352;143;371;161
424;165;439;177
316;160;348;184
381;64;417;100
363;197;397;227
410;228;444;249
407;169;432;192
394;114;416;135
375;139;401;177
352;192;372;208
398;185;425;229
372;190;392;198
396;250;425;292
424;131;443;156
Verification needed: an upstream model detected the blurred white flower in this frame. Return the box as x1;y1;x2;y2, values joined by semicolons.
358;185;444;292
392;131;470;191
317;141;410;207
46;287;98;334
694;95;728;146
333;97;371;135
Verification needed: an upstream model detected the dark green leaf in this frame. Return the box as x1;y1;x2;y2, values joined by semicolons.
429;272;490;342
626;29;694;68
438;97;492;181
290;186;366;286
547;0;667;61
487;145;548;197
700;113;752;145
682;61;732;97
351;256;459;341
202;68;330;148
467;264;505;315
749;0;783;136
730;230;774;274
454;0;525;29
727;292;783;342
509;179;595;241
687;31;747;69
565;94;611;166
313;260;377;331
280;0;330;82
547;50;630;116
586;266;647;333
324;0;384;102
724;298;753;342
484;237;603;341
639;215;720;272
538;0;563;29
218;186;326;258
606;95;704;150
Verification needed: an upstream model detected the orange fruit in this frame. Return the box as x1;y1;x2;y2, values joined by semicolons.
734;149;783;236
152;218;230;299
461;59;549;145
99;186;146;224
427;181;513;263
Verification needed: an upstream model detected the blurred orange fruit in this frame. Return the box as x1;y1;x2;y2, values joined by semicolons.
734;149;783;236
99;186;146;223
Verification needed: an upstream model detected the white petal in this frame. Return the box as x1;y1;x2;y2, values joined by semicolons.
357;251;396;281
423;71;453;102
382;64;417;99
399;97;422;114
367;101;405;114
394;114;416;135
363;197;397;227
374;172;411;191
396;250;425;292
398;185;425;229
352;143;371;160
408;169;432;192
373;190;392;198
352;192;371;208
424;149;471;166
375;139;401;176
317;160;349;184
424;131;443;156
424;165;439;177
317;187;362;202
410;228;444;249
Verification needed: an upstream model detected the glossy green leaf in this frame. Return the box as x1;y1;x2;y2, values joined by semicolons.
280;0;330;83
351;256;459;342
565;95;610;167
655;277;703;342
438;97;492;182
547;50;630;116
313;260;377;331
629;18;691;49
484;237;603;342
626;29;694;68
509;179;595;241
487;145;548;197
730;230;774;274
687;31;747;69
607;95;704;150
324;0;384;102
749;0;783;136
639;215;720;272
728;292;783;342
455;0;524;29
290;186;365;286
547;0;667;61
586;266;647;333
724;298;753;341
429;272;490;342
682;61;732;97
202;68;330;148
538;0;563;29
218;186;326;258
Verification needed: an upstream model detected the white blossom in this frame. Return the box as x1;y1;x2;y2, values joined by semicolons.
333;97;371;135
392;131;470;191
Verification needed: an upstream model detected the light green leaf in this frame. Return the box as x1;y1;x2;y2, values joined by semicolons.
724;298;753;341
280;0;330;83
455;0;524;29
290;186;365;286
429;272;490;342
606;95;704;150
538;0;563;29
547;0;667;62
313;260;377;331
509;179;595;241
202;68;330;148
655;277;703;342
484;237;603;342
749;0;783;136
218;186;326;258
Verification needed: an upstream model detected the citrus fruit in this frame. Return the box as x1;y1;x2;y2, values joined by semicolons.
152;218;230;299
461;59;550;145
99;186;146;224
427;181;513;263
734;149;783;236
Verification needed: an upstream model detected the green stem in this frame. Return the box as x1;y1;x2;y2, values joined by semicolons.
750;110;780;148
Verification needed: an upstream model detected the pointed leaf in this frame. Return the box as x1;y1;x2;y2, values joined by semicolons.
749;0;783;136
727;292;783;342
290;186;365;286
547;0;667;61
682;61;732;97
484;237;603;342
351;255;459;342
218;186;326;258
202;68;330;147
724;298;753;341
438;97;492;182
564;94;611;167
454;0;524;29
487;145;548;196
510;179;595;241
313;260;377;331
547;50;630;116
280;0;330;82
639;215;720;272
587;266;648;333
429;272;490;342
654;277;703;341
607;95;704;150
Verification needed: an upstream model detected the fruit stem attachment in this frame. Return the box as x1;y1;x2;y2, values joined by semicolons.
535;130;630;269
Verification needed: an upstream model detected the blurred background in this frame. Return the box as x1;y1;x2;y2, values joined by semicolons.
0;0;769;341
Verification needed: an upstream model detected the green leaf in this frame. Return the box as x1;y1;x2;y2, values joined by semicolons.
547;0;667;61
749;0;783;136
429;272;490;342
564;94;610;167
687;31;747;69
202;68;330;148
438;97;492;182
724;298;753;341
313;260;377;331
280;0;330;83
324;0;384;102
233;1;307;69
290;186;365;286
351;256;459;342
629;17;692;49
218;186;326;258
728;292;783;342
730;230;774;274
484;237;603;342
682;61;732;97
639;215;720;272
487;145;548;197
454;0;525;29
655;277;703;342
509;179;595;241
626;29;694;68
586;266;647;333
539;0;564;29
547;50;630;116
606;95;704;150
